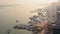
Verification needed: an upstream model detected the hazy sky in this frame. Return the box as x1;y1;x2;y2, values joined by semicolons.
0;0;58;5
